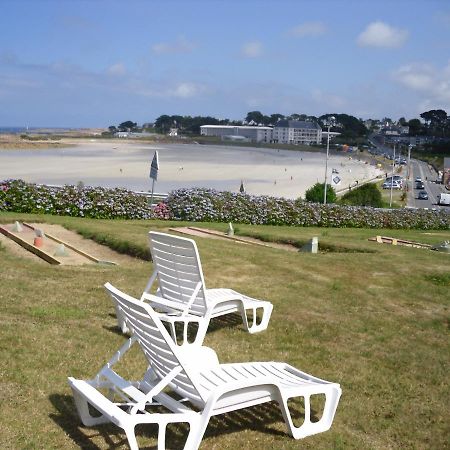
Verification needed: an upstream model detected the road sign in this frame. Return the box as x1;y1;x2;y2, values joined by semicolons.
150;151;159;181
332;175;341;186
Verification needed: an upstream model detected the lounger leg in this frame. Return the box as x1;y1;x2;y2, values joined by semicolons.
278;386;342;439
183;413;211;450
124;425;139;450
115;304;130;334
71;387;110;426
240;302;273;334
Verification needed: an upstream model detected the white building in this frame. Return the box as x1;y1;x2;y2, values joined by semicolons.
272;120;322;145
200;125;272;143
321;131;341;141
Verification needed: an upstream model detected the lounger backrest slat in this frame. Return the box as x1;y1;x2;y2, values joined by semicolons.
105;283;206;405
149;232;208;314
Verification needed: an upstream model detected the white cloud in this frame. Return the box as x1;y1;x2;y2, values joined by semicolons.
241;41;263;58
130;80;209;99
393;62;450;110
394;64;434;90
288;21;327;37
357;21;408;48
107;63;126;76
168;82;202;98
151;36;195;55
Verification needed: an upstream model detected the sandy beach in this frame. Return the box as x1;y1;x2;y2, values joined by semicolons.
0;140;383;199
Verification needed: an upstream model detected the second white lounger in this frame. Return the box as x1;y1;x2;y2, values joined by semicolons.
116;231;273;342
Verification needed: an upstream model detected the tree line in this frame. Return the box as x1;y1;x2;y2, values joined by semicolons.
152;111;368;138
107;108;450;140
370;109;449;138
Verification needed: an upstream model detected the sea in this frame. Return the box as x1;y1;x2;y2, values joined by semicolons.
0;127;74;134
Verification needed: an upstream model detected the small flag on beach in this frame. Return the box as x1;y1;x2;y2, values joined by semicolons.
150;151;159;181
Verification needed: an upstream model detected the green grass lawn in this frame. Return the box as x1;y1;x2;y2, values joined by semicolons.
1;212;449;449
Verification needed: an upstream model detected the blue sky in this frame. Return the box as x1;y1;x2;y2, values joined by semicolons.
1;0;450;127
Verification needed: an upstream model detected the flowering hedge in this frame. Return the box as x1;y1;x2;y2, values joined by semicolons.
0;179;156;220
166;187;450;230
1;180;449;229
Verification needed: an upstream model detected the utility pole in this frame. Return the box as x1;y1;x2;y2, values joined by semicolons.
323;116;335;204
389;144;396;208
407;144;412;181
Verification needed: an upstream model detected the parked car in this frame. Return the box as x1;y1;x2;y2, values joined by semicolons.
385;176;403;187
416;182;425;189
382;181;402;189
418;191;428;200
385;175;403;183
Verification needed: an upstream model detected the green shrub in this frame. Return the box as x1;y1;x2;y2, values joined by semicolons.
340;183;383;207
305;182;337;203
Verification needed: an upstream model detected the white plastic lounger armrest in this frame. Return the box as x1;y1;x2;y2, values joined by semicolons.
142;269;158;295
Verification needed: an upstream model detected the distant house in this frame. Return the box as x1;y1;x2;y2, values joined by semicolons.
200;125;272;143
364;119;381;131
272;120;322;145
384;127;400;136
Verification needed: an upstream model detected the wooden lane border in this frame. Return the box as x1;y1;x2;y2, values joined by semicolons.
22;222;101;263
0;224;61;265
368;235;431;248
169;226;272;248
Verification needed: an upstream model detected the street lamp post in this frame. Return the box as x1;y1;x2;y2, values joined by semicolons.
407;144;412;181
389;144;396;208
323;116;335;204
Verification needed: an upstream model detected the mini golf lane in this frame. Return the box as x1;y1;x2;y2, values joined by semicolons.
0;222;108;265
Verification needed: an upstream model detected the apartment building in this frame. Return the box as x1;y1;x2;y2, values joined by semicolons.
272;120;322;145
200;125;272;143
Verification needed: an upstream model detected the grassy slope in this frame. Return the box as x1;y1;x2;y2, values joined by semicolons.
0;212;449;449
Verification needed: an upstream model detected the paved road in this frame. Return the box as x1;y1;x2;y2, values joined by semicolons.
370;134;448;211
407;159;448;210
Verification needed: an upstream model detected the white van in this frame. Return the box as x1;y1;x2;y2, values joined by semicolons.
438;193;450;206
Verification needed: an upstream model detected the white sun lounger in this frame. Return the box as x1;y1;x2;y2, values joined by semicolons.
115;231;273;344
69;283;342;450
